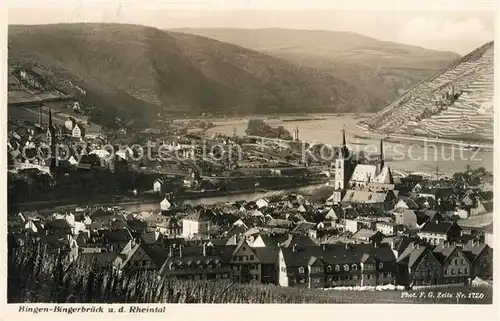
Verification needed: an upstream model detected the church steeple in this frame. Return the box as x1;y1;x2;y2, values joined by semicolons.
334;129;351;190
339;128;349;158
46;107;56;148
379;138;384;169
48;107;53;129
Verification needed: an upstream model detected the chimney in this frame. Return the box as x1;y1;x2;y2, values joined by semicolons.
203;243;207;256
179;244;183;258
292;244;297;252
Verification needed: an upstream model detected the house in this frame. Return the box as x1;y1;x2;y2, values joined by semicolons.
394;198;419;210
418;187;453;202
417;220;462;245
326;190;345;205
351;229;384;245
375;221;398;236
433;242;472;285
256;198;270;209
113;241;169;272
462;240;493;278
158;243;233;281
280;234;317;248
153;179;165;192
393;208;426;229
484;224;493;248
324;206;342;221
72;123;85;139
341;190;396;211
396;242;442;287
160;197;172;211
228;239;263;283
278;243;396;289
291;221;317;238
182;209;213;238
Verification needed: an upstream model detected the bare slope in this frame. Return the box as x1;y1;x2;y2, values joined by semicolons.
360;41;494;142
8;24;382;127
173;28;460;103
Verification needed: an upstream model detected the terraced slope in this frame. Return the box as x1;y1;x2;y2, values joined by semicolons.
361;41;494;142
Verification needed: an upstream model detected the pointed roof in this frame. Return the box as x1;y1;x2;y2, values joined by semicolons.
339;129;349;158
373;166;394;184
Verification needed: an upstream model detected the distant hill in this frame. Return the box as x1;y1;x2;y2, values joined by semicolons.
173;28;460;104
8;24;384;127
360;41;494;142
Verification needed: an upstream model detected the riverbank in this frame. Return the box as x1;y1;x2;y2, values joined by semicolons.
356;123;494;149
11;180;328;214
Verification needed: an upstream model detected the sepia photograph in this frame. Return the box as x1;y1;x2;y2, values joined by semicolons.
3;0;496;309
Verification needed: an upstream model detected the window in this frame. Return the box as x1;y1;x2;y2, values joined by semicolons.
367;274;372;280
353;274;358;280
326;265;332;272
216;263;221;268
327;277;333;282
250;255;254;260
451;269;455;275
464;268;468;274
298;266;305;274
368;195;373;200
444;270;448;275
458;268;462;274
383;272;388;278
299;277;305;284
454;259;458;265
343;264;349;272
238;256;242;261
461;259;464;264
378;273;383;279
333;276;339;281
352;264;357;271
378;262;384;269
335;265;340;272
314;278;320;284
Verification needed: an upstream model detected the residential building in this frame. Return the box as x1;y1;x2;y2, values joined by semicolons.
433;242;472;285
159;244;233;281
396;242;442;287
462;240;493;278
278;243;396;289
351;229;384;245
417;220;462;245
182;209;213;238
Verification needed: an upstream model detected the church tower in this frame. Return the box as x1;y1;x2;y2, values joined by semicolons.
334;129;351;190
46;108;57;171
376;138;385;175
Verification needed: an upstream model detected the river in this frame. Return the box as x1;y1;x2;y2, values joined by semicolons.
205;115;493;175
119;183;327;212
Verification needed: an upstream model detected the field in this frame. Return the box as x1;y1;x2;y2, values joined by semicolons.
8;240;492;304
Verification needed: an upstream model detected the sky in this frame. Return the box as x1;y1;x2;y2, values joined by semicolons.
7;0;497;54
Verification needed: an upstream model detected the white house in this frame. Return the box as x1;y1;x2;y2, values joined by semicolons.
160;197;172;211
182;210;211;238
153;179;164;192
256;198;269;209
72;123;85;139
